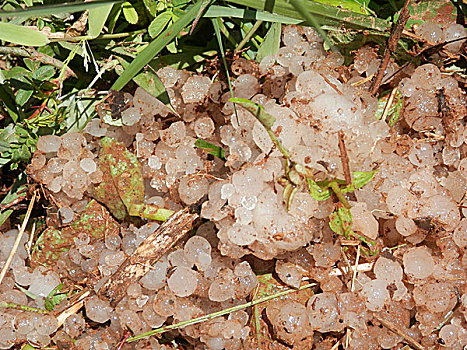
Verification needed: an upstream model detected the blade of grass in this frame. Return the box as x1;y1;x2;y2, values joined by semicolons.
211;17;239;123
88;2;114;38
0;0;122;18
256;21;281;62
236;19;263;52
224;0;390;32
111;0;204;91
203;5;301;24
126;282;317;342
0;23;48;46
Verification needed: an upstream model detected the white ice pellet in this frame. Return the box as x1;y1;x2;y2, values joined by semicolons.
181;76;211;104
415;22;444;43
36;135;62;153
194;117;215;139
184;236;212;267
148;155;162;170
167;266;198;297
220;183;235;200
361;279;389;311
121;107;141;126
58;206;74;224
80;158;96;173
403;246;434;279
85;296;112;323
444;24;467;53
28;271;60;298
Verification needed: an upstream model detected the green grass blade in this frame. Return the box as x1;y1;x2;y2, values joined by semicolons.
111;0;204;91
223;0;390;32
256;21;281;62
203;5;301;24
88;2;114;38
212;18;239;120
0;0;122;18
0;22;48;46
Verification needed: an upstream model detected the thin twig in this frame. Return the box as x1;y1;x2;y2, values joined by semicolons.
235;20;263;52
56;290;90;328
369;0;411;95
0;191;37;286
338;131;351;184
26;222;36;262
373;314;424;350
380;87;398;122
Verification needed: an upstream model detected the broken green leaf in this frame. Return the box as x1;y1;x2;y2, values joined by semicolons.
194;139;225;160
44;283;67;311
229;97;276;129
329;206;353;238
307;178;331;201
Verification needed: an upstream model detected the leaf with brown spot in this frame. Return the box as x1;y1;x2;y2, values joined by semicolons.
31;200;118;267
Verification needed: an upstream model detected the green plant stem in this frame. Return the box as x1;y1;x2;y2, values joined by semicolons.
329;181;351;209
126;282;317;342
0;301;48;313
48;29;147;42
235;20;263;52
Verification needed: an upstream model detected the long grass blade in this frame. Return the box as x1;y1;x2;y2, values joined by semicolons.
203;5;301;24
0;0;122;18
223;0;390;32
256;21;281;62
0;23;48;46
111;0;204;91
88;3;114;38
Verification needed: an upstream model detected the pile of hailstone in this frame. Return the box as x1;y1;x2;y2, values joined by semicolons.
0;23;465;349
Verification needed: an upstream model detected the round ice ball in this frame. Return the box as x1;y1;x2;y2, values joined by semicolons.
121;107;141;126
178;176;209;205
403;246;434;279
167;266;198;297
85;296;112;323
184;235;212;267
37;135;62;153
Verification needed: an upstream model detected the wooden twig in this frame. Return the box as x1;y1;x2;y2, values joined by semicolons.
98;208;197;307
0;191;37;286
373;314;424;350
56;290;90;328
369;0;411;95
338;131;352;184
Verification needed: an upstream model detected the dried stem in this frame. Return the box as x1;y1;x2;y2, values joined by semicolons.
98;208;197;306
369;0;411;95
0;191;36;286
338;131;351;184
373;314;424;350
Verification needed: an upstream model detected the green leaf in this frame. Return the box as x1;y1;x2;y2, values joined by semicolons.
306;178;331;201
312;0;375;15
44;283;65;311
351;170;377;189
0;84;20;122
329;206;353;237
256;22;281;62
122;1;138;24
194;139;225;160
148;11;172;38
15;89;33;107
228;97;276;129
88;2;114;38
94;137;144;220
111;0;204;91
31;200;119;267
0;172;27;226
0;0;122;18
203;5;301;23
0;22;48;46
32;65;55;81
